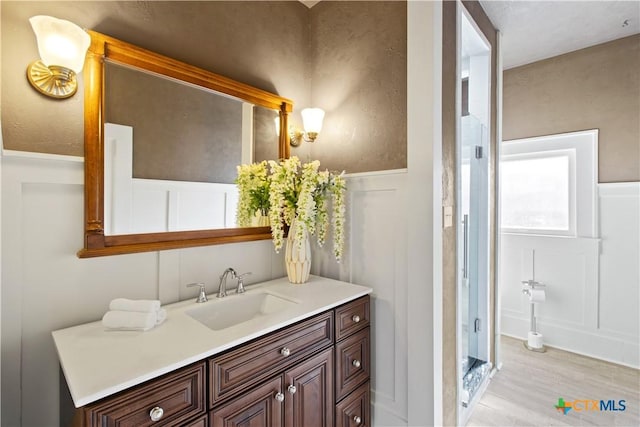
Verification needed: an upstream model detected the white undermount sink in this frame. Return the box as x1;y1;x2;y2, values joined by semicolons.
186;291;298;331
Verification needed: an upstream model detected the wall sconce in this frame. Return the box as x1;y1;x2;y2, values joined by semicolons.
26;15;91;99
290;108;325;146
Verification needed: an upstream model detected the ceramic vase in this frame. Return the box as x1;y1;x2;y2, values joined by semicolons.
256;214;270;227
252;211;270;227
285;218;311;284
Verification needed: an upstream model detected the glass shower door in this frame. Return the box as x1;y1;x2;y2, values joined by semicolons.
459;113;490;400
458;7;491;423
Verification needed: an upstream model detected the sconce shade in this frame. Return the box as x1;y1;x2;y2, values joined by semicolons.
301;108;325;135
30;15;90;73
274;117;281;137
27;15;90;99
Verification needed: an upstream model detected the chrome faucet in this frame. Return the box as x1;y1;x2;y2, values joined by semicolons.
217;268;237;298
186;283;208;303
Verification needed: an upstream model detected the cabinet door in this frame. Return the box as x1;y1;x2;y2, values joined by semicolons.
335;381;370;427
284;347;334;427
335;328;370;401
210;376;283;427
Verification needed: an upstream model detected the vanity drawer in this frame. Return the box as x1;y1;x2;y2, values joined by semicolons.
83;362;205;427
335;327;370;401
210;310;334;406
336;381;370;427
184;414;208;427
335;296;370;341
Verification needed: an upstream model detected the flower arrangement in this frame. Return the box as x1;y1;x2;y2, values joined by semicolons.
236;156;346;261
235;161;271;227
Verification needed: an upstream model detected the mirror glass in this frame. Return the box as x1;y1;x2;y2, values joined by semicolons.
80;30;292;258
103;61;279;235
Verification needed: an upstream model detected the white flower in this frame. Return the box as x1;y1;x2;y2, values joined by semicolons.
235;156;346;261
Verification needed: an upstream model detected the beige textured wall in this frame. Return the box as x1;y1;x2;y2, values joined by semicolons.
503;34;640;183
1;1;310;157
2;1;407;174
306;0;407;173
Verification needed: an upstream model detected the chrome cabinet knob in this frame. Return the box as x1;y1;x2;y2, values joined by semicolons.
353;415;362;424
287;384;297;394
352;359;361;368
275;392;285;402
149;406;164;422
280;347;291;357
352;314;361;323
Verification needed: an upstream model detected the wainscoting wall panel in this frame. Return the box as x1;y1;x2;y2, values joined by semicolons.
3;153;413;426
500;182;639;368
312;170;409;427
1;153;284;426
598;183;640;349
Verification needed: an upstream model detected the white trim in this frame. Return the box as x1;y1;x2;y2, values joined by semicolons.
0;149;84;163
344;168;407;179
598;181;640;194
494;29;503;372
407;1;442;426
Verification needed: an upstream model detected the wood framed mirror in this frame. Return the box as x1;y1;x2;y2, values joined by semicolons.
79;30;293;258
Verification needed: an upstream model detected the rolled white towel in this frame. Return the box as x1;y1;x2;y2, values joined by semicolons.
109;298;161;313
102;310;157;331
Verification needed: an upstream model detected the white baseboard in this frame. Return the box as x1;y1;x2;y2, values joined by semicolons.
501;319;639;369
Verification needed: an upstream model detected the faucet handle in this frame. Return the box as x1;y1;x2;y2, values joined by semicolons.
235;272;252;294
187;283;208;303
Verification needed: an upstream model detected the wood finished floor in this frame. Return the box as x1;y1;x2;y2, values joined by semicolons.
466;335;640;427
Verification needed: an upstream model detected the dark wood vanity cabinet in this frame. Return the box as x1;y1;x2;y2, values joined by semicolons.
334;297;371;427
73;296;370;427
209;295;370;427
77;362;206;427
209;311;334;406
211;347;334;427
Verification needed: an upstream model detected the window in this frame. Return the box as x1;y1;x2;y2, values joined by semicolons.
501;150;574;235
500;130;598;238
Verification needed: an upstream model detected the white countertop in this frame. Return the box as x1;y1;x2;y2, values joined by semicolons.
52;275;372;407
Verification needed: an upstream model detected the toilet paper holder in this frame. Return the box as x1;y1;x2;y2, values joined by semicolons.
521;279;547;353
521;279;545;297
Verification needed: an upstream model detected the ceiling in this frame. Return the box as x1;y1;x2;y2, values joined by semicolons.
480;0;640;69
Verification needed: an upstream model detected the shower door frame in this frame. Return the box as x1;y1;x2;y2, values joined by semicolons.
456;4;492;425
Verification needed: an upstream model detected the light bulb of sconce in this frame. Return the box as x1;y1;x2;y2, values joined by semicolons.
30;15;90;73
274;117;280;137
301;108;325;136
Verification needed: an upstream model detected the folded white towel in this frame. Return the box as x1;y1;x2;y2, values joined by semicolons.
102;310;159;331
156;308;167;326
109;298;161;313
